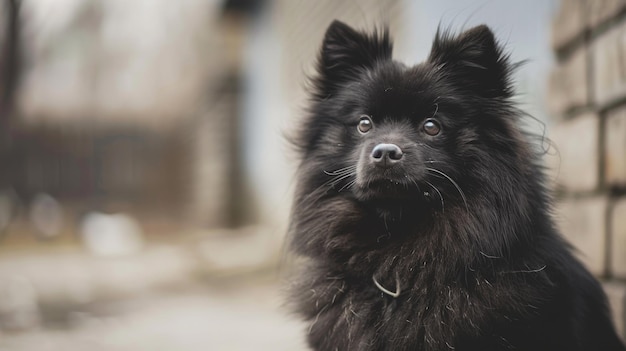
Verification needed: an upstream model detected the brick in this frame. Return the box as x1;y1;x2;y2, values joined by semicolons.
611;199;626;279
550;113;599;192
592;21;626;107
603;282;626;340
548;47;589;117
588;0;626;29
552;0;587;51
556;197;607;275
606;106;626;186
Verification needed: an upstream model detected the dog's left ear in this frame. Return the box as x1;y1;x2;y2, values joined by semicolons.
315;20;392;97
428;25;512;98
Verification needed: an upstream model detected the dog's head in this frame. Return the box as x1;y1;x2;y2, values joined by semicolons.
295;21;522;209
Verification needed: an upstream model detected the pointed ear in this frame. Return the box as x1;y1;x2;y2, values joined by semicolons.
428;25;512;98
314;20;392;97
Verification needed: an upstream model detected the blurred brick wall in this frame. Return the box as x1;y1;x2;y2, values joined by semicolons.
549;0;626;338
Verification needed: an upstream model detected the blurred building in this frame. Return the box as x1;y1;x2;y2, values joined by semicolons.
0;0;410;244
1;0;248;241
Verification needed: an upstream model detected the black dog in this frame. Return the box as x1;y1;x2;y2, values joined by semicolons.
287;20;626;351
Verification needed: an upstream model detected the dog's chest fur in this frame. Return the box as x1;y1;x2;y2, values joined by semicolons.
297;247;542;351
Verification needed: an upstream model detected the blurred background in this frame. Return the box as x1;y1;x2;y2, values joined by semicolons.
0;0;624;350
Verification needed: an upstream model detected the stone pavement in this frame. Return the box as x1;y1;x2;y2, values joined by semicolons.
0;278;308;351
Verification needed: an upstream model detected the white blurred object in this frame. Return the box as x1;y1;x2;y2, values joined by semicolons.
0;276;41;331
80;212;144;256
29;193;64;239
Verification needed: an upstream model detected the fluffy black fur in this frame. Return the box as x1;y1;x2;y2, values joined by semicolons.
288;20;626;351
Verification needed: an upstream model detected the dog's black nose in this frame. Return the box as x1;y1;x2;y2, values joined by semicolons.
371;143;403;167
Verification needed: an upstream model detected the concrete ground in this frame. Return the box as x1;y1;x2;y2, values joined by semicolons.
0;278;308;351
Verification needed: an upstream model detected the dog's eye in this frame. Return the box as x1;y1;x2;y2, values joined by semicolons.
357;115;373;134
423;119;441;136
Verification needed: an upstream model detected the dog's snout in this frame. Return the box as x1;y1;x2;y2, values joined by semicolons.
371;143;403;167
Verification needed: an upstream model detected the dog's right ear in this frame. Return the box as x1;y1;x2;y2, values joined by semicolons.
314;20;392;98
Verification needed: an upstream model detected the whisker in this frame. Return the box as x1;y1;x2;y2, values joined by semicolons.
431;102;439;118
324;165;357;176
425;167;469;211
300;169;356;204
320;168;356;187
328;172;356;189
408;178;421;194
338;179;357;192
424;180;444;213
